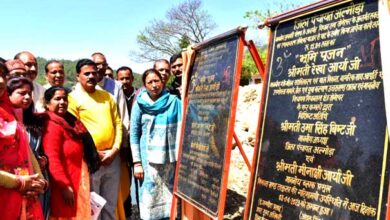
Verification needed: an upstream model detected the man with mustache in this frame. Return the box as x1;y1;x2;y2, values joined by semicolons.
67;59;122;220
43;60;65;89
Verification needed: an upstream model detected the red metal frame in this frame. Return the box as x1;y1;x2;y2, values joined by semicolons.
244;0;390;219
243;29;273;220
171;27;247;220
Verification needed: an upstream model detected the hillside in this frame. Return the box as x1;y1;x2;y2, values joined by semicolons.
35;57;143;88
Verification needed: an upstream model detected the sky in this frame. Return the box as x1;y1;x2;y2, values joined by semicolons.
0;0;314;73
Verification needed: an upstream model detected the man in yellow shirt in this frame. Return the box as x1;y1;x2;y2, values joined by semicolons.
68;59;122;220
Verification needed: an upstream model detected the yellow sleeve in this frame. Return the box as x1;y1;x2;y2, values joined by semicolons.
0;171;18;189
67;93;79;118
30;147;43;178
111;97;122;149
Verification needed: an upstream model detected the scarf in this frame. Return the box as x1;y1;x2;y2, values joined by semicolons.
0;91;43;220
136;89;181;163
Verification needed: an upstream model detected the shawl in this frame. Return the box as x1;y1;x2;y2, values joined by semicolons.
48;111;100;173
134;89;181;164
0;91;43;220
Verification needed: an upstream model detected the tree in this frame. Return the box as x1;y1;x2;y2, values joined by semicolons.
134;0;216;61
240;0;314;85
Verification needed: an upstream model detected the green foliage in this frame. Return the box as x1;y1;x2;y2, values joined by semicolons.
240;46;268;85
36;57;143;89
36;57;78;88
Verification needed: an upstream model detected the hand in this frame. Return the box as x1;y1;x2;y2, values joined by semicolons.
133;162;144;180
20;174;45;193
19;174;46;199
62;186;75;207
100;148;119;166
37;156;48;170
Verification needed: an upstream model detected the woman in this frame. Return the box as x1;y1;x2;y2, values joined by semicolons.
1;74;46;220
130;69;182;220
42;86;91;219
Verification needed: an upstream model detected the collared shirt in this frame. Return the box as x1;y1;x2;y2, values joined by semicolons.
32;82;46;113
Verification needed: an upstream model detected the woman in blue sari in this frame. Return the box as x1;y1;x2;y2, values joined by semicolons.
130;69;181;220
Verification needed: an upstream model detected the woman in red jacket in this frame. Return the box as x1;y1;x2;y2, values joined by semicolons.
42;86;91;219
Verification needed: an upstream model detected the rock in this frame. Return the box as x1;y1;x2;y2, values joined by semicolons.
225;84;262;219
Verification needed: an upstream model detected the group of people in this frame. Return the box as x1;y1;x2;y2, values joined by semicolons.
0;51;184;220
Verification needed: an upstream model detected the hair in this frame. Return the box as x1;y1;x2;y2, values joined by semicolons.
76;59;96;74
153;59;170;69
0;57;6;63
142;68;162;85
7;76;33;95
44;60;64;73
44;86;69;104
0;61;8;78
170;53;182;64
117;66;133;76
106;66;113;72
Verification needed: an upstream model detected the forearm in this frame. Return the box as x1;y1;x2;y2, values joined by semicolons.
0;171;18;189
30;147;43;178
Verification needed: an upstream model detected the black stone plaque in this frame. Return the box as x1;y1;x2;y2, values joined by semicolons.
176;34;240;217
248;0;390;219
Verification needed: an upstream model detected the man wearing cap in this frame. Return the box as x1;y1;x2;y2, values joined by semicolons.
5;59;28;78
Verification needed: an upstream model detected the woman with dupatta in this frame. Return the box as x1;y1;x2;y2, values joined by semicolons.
0;65;47;219
130;69;182;220
42;86;93;219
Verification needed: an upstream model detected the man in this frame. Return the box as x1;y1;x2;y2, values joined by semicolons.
105;66;114;79
170;53;183;99
117;66;136;116
91;52;130;219
68;59;122;220
116;66;138;218
153;59;171;85
14;51;46;112
43;60;65;89
5;59;28;78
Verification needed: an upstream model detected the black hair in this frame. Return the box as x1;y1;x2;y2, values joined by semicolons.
153;59;170;69
106;66;113;72
76;59;97;74
142;69;162;85
170;53;182;64
117;66;133;77
44;60;64;73
44;86;69;104
0;60;8;77
7;76;33;95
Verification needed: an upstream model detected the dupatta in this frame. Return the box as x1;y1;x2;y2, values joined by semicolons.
0;91;43;220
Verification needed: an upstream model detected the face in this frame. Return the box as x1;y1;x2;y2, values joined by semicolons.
155;61;170;85
9;84;33;109
46;62;65;86
171;58;183;77
18;52;38;81
144;73;163;101
46;90;68;116
9;69;28;78
0;72;6;97
77;65;97;93
117;69;133;91
92;54;107;82
104;69;114;79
